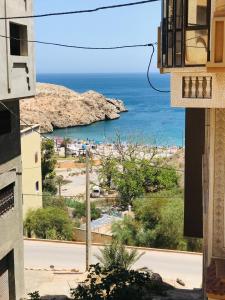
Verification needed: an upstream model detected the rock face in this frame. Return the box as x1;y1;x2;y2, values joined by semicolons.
20;83;128;133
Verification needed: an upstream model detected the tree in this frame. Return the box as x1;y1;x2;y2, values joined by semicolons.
99;157;117;190
113;160;145;208
55;175;64;197
24;207;73;240
95;241;144;270
41;139;56;180
61;137;71;158
140;159;179;193
41;139;57;194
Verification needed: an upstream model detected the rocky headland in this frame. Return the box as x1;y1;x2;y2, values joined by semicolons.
20;83;128;133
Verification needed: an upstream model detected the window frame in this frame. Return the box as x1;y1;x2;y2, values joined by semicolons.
161;0;211;68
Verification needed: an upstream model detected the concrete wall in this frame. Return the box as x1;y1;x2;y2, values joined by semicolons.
21;125;43;219
73;228;112;244
0;0;35;101
0;156;24;299
0;100;21;164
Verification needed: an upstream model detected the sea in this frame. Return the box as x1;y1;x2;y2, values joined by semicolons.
37;73;185;147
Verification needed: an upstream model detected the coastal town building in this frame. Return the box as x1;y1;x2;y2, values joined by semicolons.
158;0;225;298
21;124;42;219
0;0;35;299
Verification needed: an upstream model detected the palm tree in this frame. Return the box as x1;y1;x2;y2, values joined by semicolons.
95;241;144;270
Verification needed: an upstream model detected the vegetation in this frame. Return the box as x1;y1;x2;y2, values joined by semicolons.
24;207;73;240
71;263;169;300
99;155;179;209
42;193;66;209
28;291;40;300
41;139;57;194
95;241;144;270
112;191;202;252
66;199;101;221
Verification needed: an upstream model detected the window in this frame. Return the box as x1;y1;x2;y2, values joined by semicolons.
35;152;38;163
185;0;210;65
0;109;11;135
0;251;16;300
161;0;210;67
10;22;28;56
0;183;14;216
35;181;39;192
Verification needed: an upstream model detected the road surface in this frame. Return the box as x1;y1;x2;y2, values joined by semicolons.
24;240;202;289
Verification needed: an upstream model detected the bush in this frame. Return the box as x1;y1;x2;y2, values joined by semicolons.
43;194;66;209
24;207;73;240
66;199;101;220
71;264;169;300
95;241;144;270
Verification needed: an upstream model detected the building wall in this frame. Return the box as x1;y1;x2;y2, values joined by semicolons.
21;125;42;219
0;155;24;299
0;0;35;101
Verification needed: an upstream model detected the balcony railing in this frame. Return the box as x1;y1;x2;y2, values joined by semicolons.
182;76;212;99
0;184;15;216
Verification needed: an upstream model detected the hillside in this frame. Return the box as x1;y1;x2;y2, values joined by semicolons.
20;83;127;133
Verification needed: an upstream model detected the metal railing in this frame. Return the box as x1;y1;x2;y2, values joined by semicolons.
0;184;14;216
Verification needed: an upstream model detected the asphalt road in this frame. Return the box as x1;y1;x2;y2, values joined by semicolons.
24;240;203;289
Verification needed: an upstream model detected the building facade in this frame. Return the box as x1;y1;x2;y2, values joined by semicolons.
0;0;35;299
158;0;225;298
21;125;42;219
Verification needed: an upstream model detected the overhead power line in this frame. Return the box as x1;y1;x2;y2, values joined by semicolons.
0;0;159;20
0;34;153;50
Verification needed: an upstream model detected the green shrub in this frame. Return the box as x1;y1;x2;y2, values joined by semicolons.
71;264;169;300
24;207;73;240
95;241;144;270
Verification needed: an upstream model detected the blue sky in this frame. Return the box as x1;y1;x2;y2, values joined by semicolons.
35;0;161;73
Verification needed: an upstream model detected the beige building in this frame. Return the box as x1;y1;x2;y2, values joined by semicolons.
21;124;42;219
0;0;35;299
158;0;225;298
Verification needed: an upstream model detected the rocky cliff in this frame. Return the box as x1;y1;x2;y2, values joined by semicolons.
20;83;127;133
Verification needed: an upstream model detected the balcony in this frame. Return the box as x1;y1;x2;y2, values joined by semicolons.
159;0;210;70
0;184;15;216
183;76;212;98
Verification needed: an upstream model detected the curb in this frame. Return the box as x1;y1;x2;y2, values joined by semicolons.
24;238;203;256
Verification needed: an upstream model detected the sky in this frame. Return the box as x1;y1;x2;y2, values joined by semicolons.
34;0;161;74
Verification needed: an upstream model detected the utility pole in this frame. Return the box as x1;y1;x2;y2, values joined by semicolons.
86;147;91;271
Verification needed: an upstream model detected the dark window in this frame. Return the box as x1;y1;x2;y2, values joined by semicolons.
0;183;15;217
10;22;28;56
35;152;38;163
161;0;210;67
35;181;39;192
0;251;16;300
0;110;11;135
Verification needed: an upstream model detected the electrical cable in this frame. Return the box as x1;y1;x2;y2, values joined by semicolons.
0;34;153;50
0;0;159;20
147;44;170;93
22;193;183;199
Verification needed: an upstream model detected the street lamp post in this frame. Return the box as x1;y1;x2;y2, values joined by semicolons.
86;147;91;271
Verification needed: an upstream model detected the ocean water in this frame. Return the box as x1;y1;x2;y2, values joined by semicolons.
37;73;185;146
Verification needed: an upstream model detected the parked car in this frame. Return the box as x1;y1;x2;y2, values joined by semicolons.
91;186;101;198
